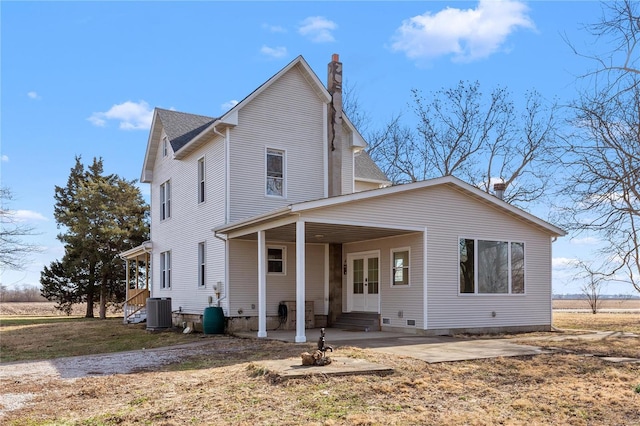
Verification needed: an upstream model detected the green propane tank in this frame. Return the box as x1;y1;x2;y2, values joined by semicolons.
203;306;225;334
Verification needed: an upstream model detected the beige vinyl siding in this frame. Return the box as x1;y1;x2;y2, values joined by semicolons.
302;185;554;330
228;240;326;318
344;233;424;329
149;129;227;314
228;64;326;222
354;180;383;192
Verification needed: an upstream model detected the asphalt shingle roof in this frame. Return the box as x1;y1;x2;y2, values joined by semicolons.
354;150;390;183
155;108;217;153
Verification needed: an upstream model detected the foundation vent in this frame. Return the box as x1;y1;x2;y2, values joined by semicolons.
406;319;416;326
382;318;390;325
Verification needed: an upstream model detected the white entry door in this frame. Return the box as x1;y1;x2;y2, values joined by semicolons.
349;253;379;312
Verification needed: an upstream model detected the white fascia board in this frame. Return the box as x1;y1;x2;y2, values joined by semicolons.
343;115;367;149
141;111;162;182
213;206;292;234
298;216;425;233
223;216;299;240
355;177;392;185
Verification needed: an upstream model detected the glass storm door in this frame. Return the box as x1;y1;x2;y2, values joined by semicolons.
350;254;379;312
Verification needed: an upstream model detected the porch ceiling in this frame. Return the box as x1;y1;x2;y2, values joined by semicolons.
233;221;419;244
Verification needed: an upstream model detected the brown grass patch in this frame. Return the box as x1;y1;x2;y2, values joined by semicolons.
553;311;640;333
1;309;639;425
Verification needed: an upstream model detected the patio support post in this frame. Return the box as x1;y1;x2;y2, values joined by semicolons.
257;230;267;338
295;220;307;343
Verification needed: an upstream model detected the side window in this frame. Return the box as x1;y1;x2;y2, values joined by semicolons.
198;242;206;287
266;148;285;197
267;246;286;274
391;248;410;286
160;251;171;289
162;136;169;157
198;157;205;204
160;180;171;220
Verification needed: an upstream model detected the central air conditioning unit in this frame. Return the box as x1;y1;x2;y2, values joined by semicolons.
146;297;172;330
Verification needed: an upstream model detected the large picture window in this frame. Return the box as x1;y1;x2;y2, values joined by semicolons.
459;238;525;294
391;248;410;286
160;251;171;289
160;180;171;220
266;148;284;197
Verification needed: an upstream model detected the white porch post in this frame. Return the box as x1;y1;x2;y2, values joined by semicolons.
257;230;267;338
295;220;307;343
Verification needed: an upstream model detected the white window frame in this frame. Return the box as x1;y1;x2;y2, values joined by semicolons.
198;157;205;204
458;237;526;296
267;245;286;275
265;148;286;198
198;242;206;287
160;180;171;221
162;136;169;157
391;247;411;287
160;251;172;289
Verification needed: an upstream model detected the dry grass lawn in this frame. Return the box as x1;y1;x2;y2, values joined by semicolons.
1;303;639;425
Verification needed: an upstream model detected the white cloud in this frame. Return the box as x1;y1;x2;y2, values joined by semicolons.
262;23;286;33
1;155;8;162
27;91;41;100
391;0;534;63
13;210;49;222
88;100;153;130
552;257;578;268
221;100;239;111
260;45;288;59
570;237;600;246
298;16;337;43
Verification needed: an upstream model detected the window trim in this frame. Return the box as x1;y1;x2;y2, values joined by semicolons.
160;251;172;289
160;180;171;221
458;237;526;296
267;245;286;275
198;157;205;204
265;147;286;198
390;247;411;287
198;242;206;287
162;136;169;157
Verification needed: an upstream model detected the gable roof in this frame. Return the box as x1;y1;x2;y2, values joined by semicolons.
215;175;566;238
354;150;390;184
156;108;217;153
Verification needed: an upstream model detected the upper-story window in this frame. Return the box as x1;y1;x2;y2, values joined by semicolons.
198;157;205;204
266;148;285;197
162;136;169;157
160;180;171;220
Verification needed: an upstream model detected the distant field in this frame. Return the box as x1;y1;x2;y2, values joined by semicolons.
552;298;640;310
0;302;117;317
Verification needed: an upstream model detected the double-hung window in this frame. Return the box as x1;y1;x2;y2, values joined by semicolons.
198;242;206;287
160;251;171;289
459;238;525;294
160;180;171;220
391;248;410;286
266;148;285;197
198;157;205;203
267;246;286;274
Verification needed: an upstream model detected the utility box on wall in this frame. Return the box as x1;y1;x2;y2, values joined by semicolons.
282;301;314;330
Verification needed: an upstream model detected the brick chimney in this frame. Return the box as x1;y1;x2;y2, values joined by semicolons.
494;182;506;200
327;53;343;197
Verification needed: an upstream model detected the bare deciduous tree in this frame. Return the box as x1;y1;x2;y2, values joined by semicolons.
561;0;640;293
0;187;42;271
574;260;608;314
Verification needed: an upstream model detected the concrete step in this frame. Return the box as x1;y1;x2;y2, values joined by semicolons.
333;312;380;331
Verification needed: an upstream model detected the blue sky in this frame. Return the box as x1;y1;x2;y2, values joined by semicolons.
1;1;632;295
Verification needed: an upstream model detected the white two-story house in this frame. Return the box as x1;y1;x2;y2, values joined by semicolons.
122;55;565;343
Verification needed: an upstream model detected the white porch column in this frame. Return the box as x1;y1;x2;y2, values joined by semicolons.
257;230;267;338
295;220;307;343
